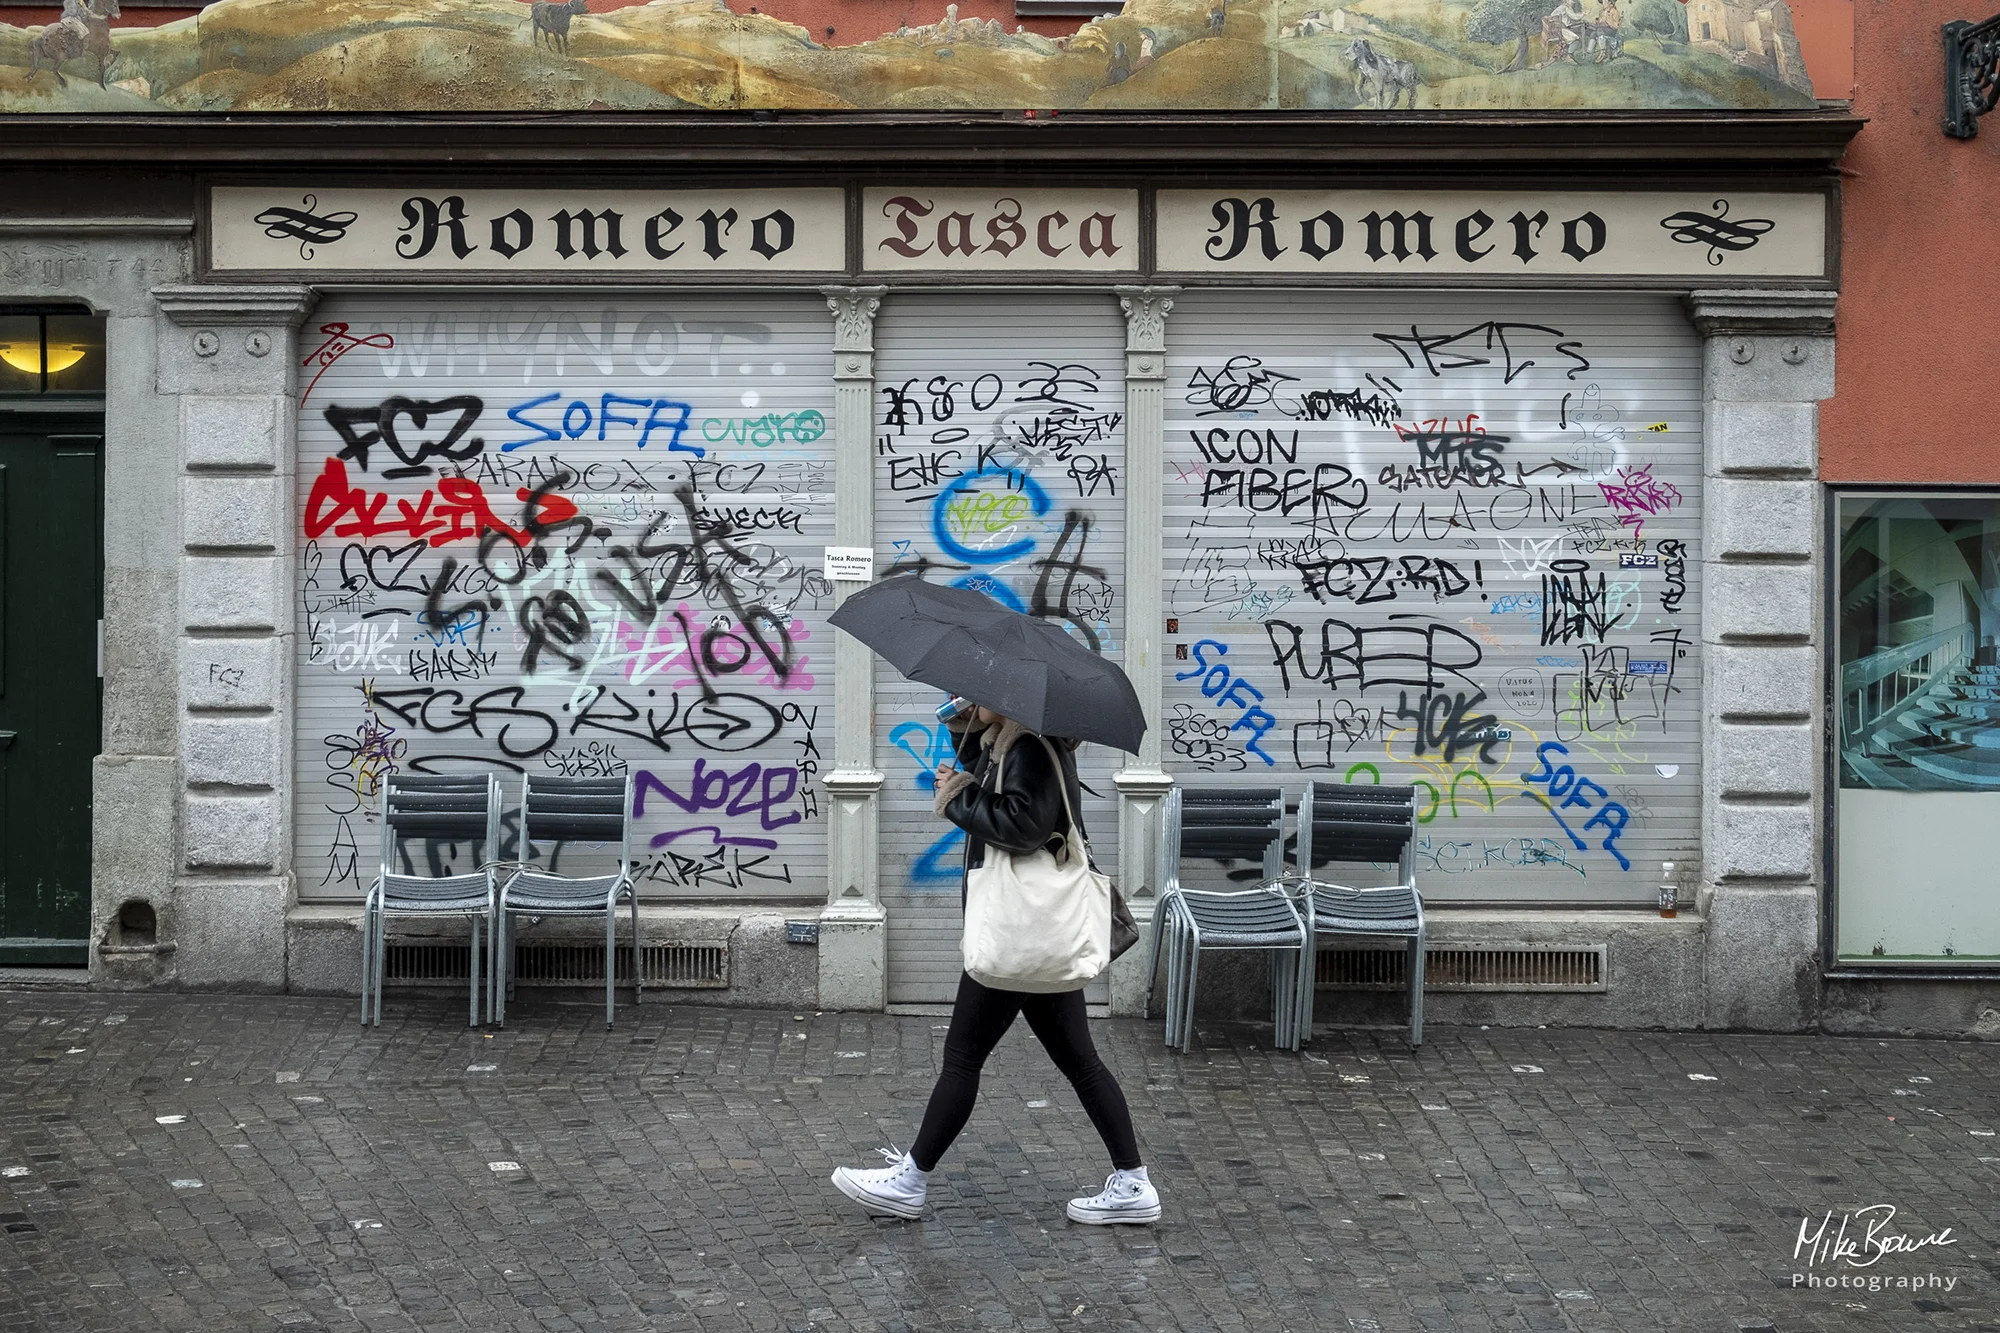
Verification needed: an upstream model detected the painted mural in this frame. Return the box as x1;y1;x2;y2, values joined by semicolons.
0;0;1827;113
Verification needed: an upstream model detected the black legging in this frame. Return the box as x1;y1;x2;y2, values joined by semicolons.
909;971;1142;1172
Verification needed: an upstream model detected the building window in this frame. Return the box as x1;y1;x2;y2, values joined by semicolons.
0;312;106;396
1699;21;1711;39
1834;491;2000;970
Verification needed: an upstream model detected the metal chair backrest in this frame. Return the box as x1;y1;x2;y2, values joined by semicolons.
1298;781;1418;890
379;772;501;871
518;773;634;871
1162;785;1287;892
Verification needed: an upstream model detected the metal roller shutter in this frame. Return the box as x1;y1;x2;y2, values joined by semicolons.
1163;291;1702;904
295;293;836;902
873;292;1127;1004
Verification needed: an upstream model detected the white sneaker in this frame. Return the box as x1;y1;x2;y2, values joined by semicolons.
1067;1168;1161;1224
831;1147;927;1219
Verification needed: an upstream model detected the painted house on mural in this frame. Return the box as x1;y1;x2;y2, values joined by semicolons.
4;0;1980;1040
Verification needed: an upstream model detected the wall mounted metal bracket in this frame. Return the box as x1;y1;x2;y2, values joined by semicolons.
1945;14;2000;138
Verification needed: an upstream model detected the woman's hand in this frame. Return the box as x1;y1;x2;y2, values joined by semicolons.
934;761;958;786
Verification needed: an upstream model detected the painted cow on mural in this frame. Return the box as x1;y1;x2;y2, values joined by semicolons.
29;0;120;90
530;0;590;54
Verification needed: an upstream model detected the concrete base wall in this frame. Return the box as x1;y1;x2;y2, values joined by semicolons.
1821;979;2000;1039
287;905;820;1011
1144;909;1709;1033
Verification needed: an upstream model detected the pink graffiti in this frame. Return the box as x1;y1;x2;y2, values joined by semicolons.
608;605;817;694
1597;464;1683;539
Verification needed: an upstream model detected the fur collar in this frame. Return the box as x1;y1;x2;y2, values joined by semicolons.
979;717;1034;767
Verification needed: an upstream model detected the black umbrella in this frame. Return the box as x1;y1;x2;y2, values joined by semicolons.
829;576;1147;753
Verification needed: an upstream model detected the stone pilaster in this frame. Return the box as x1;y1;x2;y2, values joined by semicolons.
1686;289;1837;1032
155;284;316;990
817;286;888;1011
1109;286;1178;1016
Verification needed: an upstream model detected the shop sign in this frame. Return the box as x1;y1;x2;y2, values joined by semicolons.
1156;191;1827;279
860;190;1139;274
210;187;848;273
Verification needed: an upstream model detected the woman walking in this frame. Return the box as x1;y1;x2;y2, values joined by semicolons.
831;703;1159;1225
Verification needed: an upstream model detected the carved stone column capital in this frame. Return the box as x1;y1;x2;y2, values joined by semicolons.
1116;285;1177;377
823;285;886;379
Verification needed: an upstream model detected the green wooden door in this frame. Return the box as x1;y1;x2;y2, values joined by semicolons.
0;421;102;965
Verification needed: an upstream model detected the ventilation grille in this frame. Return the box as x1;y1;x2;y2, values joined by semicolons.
384;941;730;989
1316;945;1606;992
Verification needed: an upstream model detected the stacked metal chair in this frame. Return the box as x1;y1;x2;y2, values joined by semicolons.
493;773;638;1030
361;772;503;1027
1289;781;1426;1050
1144;785;1311;1052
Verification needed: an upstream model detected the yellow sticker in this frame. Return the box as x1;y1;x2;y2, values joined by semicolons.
1647;422;1670;433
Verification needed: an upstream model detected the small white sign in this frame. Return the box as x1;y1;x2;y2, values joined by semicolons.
823;547;876;582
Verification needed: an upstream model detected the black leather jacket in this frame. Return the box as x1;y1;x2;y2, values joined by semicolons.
939;724;1091;883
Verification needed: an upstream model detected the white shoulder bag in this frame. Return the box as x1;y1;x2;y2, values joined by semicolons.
962;736;1113;993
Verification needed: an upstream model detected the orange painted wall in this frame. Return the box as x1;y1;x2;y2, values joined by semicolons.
1794;0;1856;100
1822;0;2000;481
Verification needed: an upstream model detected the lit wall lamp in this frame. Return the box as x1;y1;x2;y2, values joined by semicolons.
0;342;86;376
1945;14;2000;138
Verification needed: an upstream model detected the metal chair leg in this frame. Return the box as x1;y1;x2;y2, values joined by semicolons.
629;888;641;1008
494;906;508;1028
468;916;481;1027
1142;895;1171;1022
1296;927;1317;1048
1269;952;1289;1051
370;907;387;1027
604;898;617;1030
359;899;373;1026
1176;932;1192;1048
1407;931;1425;1050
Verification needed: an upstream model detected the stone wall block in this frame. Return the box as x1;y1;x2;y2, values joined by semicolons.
157;326;296;397
173;880;288;990
183;395;282;471
1702;337;1835;405
1711;479;1815;559
183;714;281;788
183;556;284;632
1711;800;1815;880
1705;884;1821;1030
181;636;281;711
1706;562;1815;640
182;474;281;551
1715;723;1815;798
1709;644;1816;719
184;790;283;870
1707;400;1818;475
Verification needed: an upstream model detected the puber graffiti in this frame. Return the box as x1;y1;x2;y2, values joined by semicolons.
1163;301;1697;901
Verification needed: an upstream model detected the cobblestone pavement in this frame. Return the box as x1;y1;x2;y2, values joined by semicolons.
0;990;1996;1333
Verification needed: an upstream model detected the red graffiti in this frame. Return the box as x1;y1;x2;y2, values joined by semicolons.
300;322;395;405
302;456;578;548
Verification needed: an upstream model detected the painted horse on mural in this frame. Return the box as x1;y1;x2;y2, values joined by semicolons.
1346;38;1420;109
28;0;119;89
